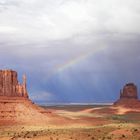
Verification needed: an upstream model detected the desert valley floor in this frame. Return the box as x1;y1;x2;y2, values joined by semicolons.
0;104;140;140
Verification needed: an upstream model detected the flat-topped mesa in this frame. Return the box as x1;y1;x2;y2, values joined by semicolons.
0;70;28;98
120;83;138;99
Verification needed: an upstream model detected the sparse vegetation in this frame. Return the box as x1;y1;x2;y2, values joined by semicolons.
0;105;140;140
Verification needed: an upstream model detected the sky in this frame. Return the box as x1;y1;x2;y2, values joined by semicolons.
0;0;140;104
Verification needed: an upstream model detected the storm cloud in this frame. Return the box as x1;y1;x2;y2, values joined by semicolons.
0;0;140;103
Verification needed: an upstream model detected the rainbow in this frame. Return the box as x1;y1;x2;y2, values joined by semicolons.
48;46;106;78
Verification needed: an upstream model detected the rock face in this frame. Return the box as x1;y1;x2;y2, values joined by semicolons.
120;83;138;99
0;69;51;125
0;70;28;98
114;83;140;108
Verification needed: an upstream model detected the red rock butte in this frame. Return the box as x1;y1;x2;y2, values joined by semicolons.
114;83;140;108
0;70;28;98
0;69;51;125
120;83;138;99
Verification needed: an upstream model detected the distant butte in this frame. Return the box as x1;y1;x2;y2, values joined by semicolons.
0;70;51;125
114;83;140;108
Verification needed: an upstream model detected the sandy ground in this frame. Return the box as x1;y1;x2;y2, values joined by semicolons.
0;105;140;140
0;123;140;140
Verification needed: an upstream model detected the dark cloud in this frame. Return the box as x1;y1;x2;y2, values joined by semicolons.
0;34;140;103
0;0;140;103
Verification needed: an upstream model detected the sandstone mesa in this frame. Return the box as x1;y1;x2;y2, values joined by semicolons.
0;69;52;125
0;70;28;98
114;83;140;108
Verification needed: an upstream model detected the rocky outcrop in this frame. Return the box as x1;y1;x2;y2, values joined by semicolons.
120;83;138;99
0;70;28;98
114;83;140;108
0;69;51;125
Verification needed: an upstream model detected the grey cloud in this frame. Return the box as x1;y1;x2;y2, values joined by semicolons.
0;0;140;103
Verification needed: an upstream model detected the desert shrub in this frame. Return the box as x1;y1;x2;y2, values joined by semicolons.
106;136;111;139
133;128;138;132
111;115;125;120
101;137;105;140
33;133;37;137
